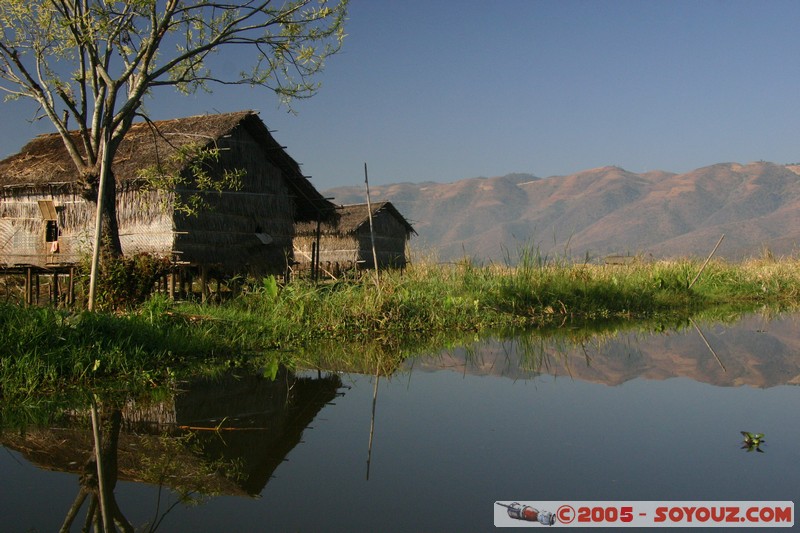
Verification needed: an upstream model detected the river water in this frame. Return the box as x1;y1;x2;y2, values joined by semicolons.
2;312;799;531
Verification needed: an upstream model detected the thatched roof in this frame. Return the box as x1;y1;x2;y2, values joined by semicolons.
297;201;416;236
0;110;333;221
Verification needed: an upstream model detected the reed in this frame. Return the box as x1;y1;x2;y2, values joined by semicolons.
0;301;230;400
2;255;799;400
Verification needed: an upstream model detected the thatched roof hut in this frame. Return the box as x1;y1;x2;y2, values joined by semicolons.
0;111;334;275
294;201;415;276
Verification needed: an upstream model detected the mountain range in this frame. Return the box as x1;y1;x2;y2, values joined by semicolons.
324;161;800;263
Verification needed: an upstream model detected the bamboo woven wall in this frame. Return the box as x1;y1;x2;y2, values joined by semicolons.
0;186;93;267
294;234;360;265
0;185;176;268
172;126;296;275
117;185;176;255
355;210;410;268
294;207;411;271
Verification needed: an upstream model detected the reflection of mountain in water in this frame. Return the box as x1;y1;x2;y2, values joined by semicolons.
414;314;800;388
0;368;343;497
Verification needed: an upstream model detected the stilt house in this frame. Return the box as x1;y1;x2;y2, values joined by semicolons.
0;111;333;277
294;201;415;276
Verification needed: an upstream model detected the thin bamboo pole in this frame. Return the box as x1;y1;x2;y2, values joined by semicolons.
366;361;380;481
690;317;726;371
689;234;725;289
90;398;113;532
364;163;380;290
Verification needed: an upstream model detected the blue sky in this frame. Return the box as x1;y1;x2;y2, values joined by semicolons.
2;0;800;189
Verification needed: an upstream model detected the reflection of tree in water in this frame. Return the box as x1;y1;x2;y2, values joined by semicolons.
0;368;343;530
61;404;132;532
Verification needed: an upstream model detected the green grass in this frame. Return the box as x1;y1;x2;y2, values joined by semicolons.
2;255;800;401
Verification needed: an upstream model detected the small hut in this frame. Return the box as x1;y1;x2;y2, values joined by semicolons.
0;111;333;279
294;201;415;277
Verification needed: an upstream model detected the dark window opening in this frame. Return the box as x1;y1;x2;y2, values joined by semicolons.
45;220;59;242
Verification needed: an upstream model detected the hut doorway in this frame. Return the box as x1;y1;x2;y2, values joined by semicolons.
37;200;60;254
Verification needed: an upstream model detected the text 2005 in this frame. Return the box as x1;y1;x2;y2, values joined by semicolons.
577;506;634;523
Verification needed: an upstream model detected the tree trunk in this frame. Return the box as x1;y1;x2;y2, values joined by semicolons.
81;167;123;258
99;168;123;257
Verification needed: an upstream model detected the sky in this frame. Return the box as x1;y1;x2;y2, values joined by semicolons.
2;0;800;190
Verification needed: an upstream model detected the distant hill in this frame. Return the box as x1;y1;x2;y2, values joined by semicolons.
325;162;800;263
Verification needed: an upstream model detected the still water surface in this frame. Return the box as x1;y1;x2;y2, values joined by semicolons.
2;313;800;531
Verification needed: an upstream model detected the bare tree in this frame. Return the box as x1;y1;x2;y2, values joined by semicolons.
0;0;347;308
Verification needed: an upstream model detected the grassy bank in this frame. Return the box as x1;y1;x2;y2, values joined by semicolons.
2;256;800;400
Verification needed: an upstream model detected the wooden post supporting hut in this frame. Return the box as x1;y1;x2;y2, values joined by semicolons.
0;264;77;307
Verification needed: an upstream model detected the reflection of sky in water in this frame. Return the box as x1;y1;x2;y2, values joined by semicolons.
3;315;800;532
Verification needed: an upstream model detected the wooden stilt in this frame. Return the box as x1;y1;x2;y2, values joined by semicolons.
200;266;209;303
25;267;32;306
184;269;191;300
169;270;176;300
35;273;40;305
311;241;317;281
52;271;59;305
314;217;322;282
68;267;75;306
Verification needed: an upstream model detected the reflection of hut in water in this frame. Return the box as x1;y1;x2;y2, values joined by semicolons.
172;369;343;494
0;369;343;497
